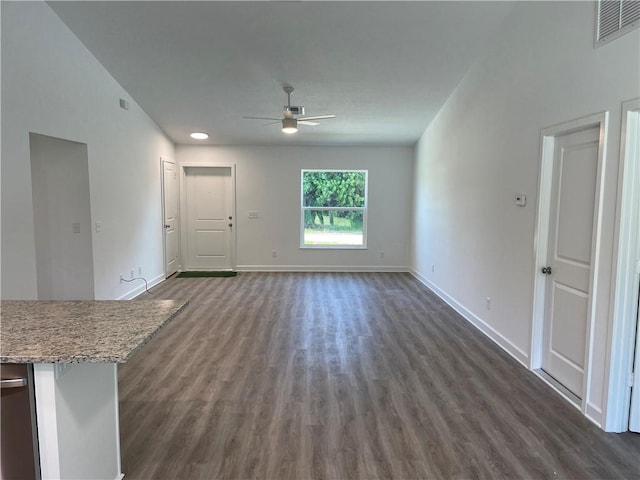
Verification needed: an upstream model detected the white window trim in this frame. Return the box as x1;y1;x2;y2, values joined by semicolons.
300;169;368;250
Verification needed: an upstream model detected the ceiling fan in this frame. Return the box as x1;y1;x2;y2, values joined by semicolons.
243;85;335;134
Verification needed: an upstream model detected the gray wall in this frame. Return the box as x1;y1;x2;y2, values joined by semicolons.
1;1;175;300
177;145;414;270
411;1;639;427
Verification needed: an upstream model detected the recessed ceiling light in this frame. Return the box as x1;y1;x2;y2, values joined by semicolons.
190;132;209;140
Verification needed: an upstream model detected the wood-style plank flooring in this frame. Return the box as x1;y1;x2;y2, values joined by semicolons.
119;272;640;479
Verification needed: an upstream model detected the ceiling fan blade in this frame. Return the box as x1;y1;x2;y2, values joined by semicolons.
298;121;319;126
243;116;281;121
263;121;280;126
297;115;336;121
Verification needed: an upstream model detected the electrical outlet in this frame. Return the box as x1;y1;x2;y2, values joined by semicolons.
138;266;142;275
130;270;134;279
72;222;81;234
431;264;435;273
271;250;277;258
380;251;385;259
486;297;492;310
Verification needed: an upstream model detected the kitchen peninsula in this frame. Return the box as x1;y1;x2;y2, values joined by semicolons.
1;300;188;480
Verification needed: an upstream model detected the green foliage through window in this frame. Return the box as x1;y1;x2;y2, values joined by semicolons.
302;171;366;208
301;170;367;247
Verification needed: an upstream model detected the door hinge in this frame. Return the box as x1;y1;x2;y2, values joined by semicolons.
630;372;635;388
635;259;640;275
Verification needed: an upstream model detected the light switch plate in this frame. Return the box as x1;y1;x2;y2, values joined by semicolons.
515;194;526;207
248;211;259;219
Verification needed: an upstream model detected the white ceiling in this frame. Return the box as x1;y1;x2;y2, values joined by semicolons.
48;1;514;146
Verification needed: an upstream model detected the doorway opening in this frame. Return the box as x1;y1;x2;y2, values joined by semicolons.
29;133;94;300
605;98;640;432
530;112;608;420
630;290;640;432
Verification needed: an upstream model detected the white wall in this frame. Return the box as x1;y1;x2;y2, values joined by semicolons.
177;145;413;270
56;364;120;480
1;1;174;300
30;134;95;300
411;1;639;428
34;364;121;480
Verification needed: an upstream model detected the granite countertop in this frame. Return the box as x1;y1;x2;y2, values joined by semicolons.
0;300;188;363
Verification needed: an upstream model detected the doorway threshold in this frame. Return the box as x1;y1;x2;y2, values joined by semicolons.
533;369;581;408
176;271;237;278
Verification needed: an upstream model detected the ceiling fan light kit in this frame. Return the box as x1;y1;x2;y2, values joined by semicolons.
282;117;298;134
244;85;335;135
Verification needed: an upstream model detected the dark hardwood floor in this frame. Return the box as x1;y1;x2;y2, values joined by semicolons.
119;272;640;479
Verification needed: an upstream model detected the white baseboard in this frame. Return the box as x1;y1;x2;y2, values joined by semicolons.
586;401;604;428
410;269;529;368
236;265;410;273
116;273;166;300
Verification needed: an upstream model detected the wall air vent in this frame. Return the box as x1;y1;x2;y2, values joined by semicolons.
596;0;640;46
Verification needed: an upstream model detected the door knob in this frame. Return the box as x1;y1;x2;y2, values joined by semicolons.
228;223;233;228
164;224;170;229
229;216;233;220
541;266;552;275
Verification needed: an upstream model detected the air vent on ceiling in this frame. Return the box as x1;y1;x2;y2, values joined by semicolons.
596;0;640;46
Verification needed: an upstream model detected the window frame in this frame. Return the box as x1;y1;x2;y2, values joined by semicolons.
300;169;368;250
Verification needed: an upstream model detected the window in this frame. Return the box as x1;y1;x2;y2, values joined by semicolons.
301;169;368;248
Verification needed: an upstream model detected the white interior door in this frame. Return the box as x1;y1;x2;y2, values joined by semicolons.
162;159;179;277
541;125;600;398
184;166;234;270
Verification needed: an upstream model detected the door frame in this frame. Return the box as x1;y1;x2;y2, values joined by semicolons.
530;112;609;415
161;157;179;277
178;162;237;271
604;98;640;432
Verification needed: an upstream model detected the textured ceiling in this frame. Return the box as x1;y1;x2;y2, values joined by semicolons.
48;1;514;146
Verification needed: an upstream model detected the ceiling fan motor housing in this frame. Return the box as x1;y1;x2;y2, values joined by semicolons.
285;106;305;115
